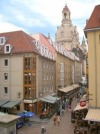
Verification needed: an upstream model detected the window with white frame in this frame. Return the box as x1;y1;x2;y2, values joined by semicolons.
4;59;8;66
0;37;6;45
4;44;12;53
4;73;8;80
5;46;10;52
4;87;8;94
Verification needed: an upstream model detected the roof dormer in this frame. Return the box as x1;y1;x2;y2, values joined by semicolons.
4;44;12;54
0;37;6;46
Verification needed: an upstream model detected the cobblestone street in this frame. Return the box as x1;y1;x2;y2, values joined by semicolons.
17;100;77;134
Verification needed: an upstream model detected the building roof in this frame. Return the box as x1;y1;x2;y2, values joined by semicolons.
84;5;100;30
62;4;70;13
0;30;40;54
0;112;19;123
31;33;55;54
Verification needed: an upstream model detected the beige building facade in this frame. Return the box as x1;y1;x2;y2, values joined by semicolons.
0;31;39;114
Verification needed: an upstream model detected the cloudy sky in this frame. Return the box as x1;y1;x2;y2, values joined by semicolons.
0;0;99;42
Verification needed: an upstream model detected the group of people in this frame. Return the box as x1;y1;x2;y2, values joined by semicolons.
53;114;61;126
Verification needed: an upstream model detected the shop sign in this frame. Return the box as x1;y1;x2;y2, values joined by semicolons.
80;101;86;107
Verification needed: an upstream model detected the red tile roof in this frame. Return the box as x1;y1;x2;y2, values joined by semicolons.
84;5;100;30
31;33;55;54
0;30;39;54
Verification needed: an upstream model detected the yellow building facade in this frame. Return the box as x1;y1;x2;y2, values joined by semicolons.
84;5;100;108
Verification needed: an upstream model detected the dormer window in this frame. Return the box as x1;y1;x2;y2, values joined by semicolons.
0;37;6;45
4;44;12;54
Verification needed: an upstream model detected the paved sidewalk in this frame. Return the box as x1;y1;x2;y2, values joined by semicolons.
29;114;50;124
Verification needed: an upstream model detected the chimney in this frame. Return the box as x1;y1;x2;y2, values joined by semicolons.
86;19;88;24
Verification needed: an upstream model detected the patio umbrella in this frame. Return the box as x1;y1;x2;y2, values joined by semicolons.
24;111;35;117
18;111;35;118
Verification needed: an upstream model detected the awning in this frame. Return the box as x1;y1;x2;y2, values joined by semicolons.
0;100;9;107
39;95;60;104
80;94;88;101
72;84;80;89
39;98;55;104
74;102;88;111
2;100;21;108
24;99;37;104
58;86;73;93
84;109;100;122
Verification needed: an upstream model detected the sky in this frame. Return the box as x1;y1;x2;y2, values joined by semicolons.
0;0;99;43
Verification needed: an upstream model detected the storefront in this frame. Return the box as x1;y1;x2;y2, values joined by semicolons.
38;95;60;118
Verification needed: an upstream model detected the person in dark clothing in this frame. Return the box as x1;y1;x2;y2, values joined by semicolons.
57;109;60;116
62;104;65;110
41;125;46;134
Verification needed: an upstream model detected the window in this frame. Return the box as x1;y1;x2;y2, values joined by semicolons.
0;37;5;45
61;32;64;37
16;105;20;110
4;44;12;53
6;46;10;52
4;59;8;66
4;73;8;80
4;87;8;94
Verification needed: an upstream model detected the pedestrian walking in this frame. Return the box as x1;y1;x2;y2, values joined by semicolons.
53;114;57;125
41;125;46;134
68;104;72;112
61;108;65;116
65;98;69;112
57;115;61;125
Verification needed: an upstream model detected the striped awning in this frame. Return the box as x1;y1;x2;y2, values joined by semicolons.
84;109;100;122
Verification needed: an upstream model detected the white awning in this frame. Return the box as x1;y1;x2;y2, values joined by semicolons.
84;109;100;122
58;86;73;93
2;100;21;108
74;102;88;111
24;99;37;104
0;100;9;107
39;95;60;104
72;84;80;89
39;98;55;104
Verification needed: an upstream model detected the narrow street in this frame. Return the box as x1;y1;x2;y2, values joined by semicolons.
17;99;77;134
